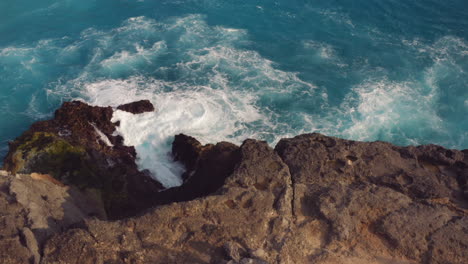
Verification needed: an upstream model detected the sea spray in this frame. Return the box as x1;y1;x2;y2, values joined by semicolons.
107;82;263;187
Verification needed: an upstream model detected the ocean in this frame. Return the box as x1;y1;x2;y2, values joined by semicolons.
1;0;467;186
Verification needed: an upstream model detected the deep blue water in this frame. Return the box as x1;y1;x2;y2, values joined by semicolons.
1;0;467;183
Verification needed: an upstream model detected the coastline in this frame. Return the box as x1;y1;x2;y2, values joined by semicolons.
0;100;466;263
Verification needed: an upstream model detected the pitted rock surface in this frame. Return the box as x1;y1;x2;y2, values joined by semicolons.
1;102;467;263
36;135;468;263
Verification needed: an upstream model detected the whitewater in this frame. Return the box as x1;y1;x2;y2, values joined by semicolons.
1;0;467;187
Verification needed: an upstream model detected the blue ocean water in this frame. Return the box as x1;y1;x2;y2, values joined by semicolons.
1;0;467;185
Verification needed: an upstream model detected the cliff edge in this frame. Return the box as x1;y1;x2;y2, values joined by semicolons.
1;101;467;264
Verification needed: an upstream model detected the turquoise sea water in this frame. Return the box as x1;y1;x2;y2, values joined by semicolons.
1;1;467;184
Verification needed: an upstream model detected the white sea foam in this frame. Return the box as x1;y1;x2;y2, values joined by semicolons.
302;40;347;67
53;15;319;187
24;94;51;119
338;78;443;145
25;14;468;186
303;41;335;59
82;77;263;187
1;1;467;181
99;42;167;76
89;122;114;147
306;35;467;147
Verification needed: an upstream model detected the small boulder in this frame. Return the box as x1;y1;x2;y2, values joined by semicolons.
117;100;155;114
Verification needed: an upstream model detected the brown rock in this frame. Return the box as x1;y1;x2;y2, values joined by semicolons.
42;139;292;263
0;237;33;264
376;204;456;259
31;172;65;187
42;229;100;264
1;125;467;263
275;133;467;263
0;170;103;264
224;241;245;261
2;101;164;219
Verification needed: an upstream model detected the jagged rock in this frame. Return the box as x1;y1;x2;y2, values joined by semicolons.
172;134;205;177
1;101;468;263
36;134;467;263
166;134;240;200
21;227;40;264
2;100;164;219
42;139;292;263
0;237;32;264
117;100;155;114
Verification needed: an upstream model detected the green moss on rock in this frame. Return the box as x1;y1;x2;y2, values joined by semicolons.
4;132;139;218
5;132;100;188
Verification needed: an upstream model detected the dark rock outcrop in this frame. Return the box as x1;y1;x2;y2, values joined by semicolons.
1;100;467;263
43;138;292;263
1;101;242;221
171;134;241;195
2;101;164;219
144;134;241;206
116;100;155;114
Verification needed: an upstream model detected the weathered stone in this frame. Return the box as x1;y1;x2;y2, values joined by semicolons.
172;134;205;177
165;135;240;202
21;227;40;264
117;100;155;114
1;102;467;263
427;217;468;264
377;204;456;260
41;139;293;263
0;237;33;264
275;133;467;263
2;101;164;219
0;170;102;264
42;229;101;264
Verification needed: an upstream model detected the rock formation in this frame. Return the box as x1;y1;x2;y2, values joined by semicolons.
3;100;163;219
1;101;467;264
116;100;155;114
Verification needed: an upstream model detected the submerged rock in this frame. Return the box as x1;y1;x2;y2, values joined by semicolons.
1;101;467;263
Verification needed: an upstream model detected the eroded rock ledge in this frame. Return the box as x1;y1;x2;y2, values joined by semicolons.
1;101;467;264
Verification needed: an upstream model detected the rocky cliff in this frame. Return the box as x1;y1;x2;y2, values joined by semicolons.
1;101;467;264
3;100;163;220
